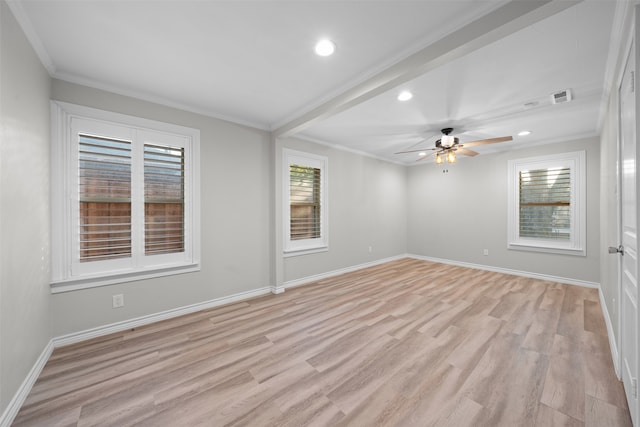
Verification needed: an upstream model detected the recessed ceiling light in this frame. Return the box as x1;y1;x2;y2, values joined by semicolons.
315;39;336;56
397;91;413;101
418;152;427;156
518;130;532;136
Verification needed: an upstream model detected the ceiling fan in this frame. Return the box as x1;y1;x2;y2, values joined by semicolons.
395;127;512;164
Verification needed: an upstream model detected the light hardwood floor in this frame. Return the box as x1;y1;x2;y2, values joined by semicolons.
13;258;631;426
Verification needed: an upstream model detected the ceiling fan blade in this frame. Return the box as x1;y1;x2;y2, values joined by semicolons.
460;136;512;148
457;148;479;157
394;147;437;154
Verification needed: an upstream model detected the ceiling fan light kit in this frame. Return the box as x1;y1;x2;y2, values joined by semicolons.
394;127;513;165
441;134;456;148
436;127;457;149
446;151;456;164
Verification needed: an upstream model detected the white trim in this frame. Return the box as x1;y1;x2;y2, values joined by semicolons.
294;134;407;166
51;263;200;293
609;3;634;392
599;287;621;379
0;340;54;427
51;100;201;140
282;149;329;255
598;0;635;132
507;243;585;257
270;286;286;295
282;255;407;289
283;246;328;258
53;73;270;131
507;150;587;257
408;254;600;289
50;101;201;290
53;287;272;347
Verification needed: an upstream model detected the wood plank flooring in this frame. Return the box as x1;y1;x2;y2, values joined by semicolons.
12;258;631;426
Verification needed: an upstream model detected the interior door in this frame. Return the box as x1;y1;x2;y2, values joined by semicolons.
620;34;639;426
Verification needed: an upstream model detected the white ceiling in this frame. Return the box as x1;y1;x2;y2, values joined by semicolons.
10;0;621;164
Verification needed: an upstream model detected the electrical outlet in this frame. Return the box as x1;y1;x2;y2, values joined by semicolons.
483;249;489;256
368;246;372;253
112;294;124;308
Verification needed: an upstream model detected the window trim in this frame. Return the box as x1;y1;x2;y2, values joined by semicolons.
283;149;328;257
507;150;586;256
50;101;201;292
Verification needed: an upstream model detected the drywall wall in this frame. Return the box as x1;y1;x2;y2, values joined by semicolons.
407;136;600;283
50;80;273;337
275;137;407;284
0;0;52;415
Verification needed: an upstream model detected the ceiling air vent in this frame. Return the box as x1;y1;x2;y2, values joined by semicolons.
551;89;572;104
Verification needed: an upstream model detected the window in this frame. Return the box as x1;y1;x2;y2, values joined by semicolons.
51;101;200;291
283;149;327;255
507;151;585;256
78;134;132;262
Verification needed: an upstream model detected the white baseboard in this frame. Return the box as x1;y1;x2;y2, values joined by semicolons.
0;340;54;427
53;286;272;348
408;254;600;289
282;254;407;289
599;287;621;378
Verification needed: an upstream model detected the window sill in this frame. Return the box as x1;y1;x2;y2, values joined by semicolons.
50;263;200;293
283;246;329;258
508;242;586;257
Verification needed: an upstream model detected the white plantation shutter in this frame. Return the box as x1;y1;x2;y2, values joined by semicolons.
144;144;185;255
78;134;132;261
289;164;321;240
283;149;328;255
51;101;201;290
519;167;571;240
507;151;585;256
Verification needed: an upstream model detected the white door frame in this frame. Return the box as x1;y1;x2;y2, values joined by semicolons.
616;7;640;424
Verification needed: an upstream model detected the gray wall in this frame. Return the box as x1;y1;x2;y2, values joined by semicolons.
50;80;273;336
407;136;601;284
275;138;407;284
0;1;52;414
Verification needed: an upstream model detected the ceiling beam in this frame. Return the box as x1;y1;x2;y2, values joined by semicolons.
274;0;582;138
